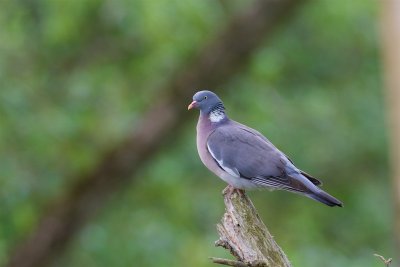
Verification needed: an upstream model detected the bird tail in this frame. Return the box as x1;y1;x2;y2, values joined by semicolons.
306;189;343;207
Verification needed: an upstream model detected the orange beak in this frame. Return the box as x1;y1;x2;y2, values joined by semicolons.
187;100;197;110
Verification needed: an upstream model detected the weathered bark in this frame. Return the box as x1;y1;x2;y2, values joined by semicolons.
7;1;306;267
381;0;400;260
212;187;291;267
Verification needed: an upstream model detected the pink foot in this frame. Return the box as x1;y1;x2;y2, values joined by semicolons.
223;185;245;198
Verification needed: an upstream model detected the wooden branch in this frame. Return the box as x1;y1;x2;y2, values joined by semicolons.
213;187;291;267
210;257;249;267
373;254;392;267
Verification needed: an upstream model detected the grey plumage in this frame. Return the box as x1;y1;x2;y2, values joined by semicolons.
188;90;342;207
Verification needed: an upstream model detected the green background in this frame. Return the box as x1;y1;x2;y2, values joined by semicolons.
0;0;391;266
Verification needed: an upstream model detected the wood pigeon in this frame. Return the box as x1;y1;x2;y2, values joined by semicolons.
188;90;342;207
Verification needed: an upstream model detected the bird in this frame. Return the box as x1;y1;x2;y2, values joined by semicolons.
188;90;343;207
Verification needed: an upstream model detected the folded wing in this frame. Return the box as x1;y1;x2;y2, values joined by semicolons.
206;123;316;192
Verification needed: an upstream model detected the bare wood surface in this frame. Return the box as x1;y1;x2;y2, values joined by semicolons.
381;0;400;259
211;257;249;267
213;187;291;267
7;1;306;267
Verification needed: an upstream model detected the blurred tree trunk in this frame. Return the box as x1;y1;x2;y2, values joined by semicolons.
381;0;400;259
7;1;307;267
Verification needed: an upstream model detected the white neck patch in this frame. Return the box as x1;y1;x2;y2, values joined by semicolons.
209;110;225;123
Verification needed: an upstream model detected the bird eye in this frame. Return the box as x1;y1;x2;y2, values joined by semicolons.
204;96;208;100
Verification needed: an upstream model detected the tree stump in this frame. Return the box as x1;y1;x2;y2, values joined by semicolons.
211;187;292;267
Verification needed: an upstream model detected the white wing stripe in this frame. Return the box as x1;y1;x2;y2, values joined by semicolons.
207;143;240;177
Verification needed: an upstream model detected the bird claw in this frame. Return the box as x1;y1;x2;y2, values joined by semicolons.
223;185;245;198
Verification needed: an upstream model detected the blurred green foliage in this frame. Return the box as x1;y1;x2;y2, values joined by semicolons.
0;0;390;266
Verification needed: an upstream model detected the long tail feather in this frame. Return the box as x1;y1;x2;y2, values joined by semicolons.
307;189;343;207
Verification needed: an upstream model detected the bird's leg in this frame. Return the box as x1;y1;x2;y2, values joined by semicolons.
222;185;235;197
223;185;245;198
236;188;245;196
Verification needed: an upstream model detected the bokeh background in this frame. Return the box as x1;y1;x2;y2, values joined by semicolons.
0;0;395;267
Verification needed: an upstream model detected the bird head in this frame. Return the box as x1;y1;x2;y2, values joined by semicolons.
188;90;224;115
